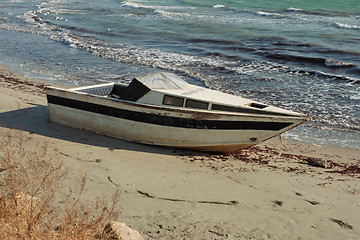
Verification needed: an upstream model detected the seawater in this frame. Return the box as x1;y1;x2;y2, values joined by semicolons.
0;0;359;149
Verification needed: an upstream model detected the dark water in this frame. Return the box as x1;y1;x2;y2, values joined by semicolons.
0;0;359;148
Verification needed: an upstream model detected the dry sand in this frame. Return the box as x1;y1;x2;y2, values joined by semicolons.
1;64;359;239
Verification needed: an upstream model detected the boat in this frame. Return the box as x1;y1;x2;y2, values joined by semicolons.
46;72;307;153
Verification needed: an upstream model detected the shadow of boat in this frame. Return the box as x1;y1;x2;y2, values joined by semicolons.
0;103;197;156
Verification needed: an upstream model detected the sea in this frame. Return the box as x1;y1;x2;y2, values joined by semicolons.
0;0;359;149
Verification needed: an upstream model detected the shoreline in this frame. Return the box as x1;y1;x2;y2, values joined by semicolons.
1;64;359;239
2;63;359;151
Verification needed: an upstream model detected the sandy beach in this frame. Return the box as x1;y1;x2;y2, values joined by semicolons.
1;64;359;239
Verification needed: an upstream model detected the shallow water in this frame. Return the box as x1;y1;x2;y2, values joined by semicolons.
0;0;359;148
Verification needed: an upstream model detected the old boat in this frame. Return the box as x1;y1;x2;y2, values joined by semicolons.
46;72;307;153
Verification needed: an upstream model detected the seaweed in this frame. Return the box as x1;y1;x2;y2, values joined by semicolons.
305;200;320;205
183;145;360;179
273;200;283;206
330;165;360;175
137;190;238;206
330;218;353;230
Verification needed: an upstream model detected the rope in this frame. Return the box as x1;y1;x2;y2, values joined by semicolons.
279;135;328;168
279;134;307;164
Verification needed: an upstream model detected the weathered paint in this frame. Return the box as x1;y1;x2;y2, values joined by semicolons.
46;85;307;153
47;95;294;131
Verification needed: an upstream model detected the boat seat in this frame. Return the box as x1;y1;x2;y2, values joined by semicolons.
116;79;150;102
108;80;150;101
108;84;127;99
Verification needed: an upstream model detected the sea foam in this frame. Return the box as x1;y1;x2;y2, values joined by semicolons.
255;11;282;17
335;22;360;30
325;58;354;67
286;7;305;12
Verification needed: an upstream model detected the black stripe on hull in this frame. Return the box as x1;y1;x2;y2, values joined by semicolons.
47;95;293;131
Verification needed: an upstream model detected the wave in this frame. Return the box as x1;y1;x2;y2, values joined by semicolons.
121;1;144;9
122;1;190;19
284;7;352;17
261;51;356;68
153;9;190;19
229;61;360;85
0;11;230;85
286;69;360;84
285;7;305;12
212;4;241;12
324;58;354;67
120;0;159;16
255;11;283;17
212;5;351;18
23;11;40;23
255;8;339;19
334;22;360;30
4;9;360;86
350;94;360;100
186;37;359;78
213;5;225;9
0;13;53;36
41;26;230;85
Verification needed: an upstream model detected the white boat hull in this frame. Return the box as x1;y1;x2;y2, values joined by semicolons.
47;87;306;153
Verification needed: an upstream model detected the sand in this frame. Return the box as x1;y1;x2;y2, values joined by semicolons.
1;64;359;239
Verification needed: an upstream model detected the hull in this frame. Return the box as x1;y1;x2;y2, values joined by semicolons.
47;87;306;153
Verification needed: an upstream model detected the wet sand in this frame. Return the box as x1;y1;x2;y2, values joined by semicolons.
1;64;359;239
